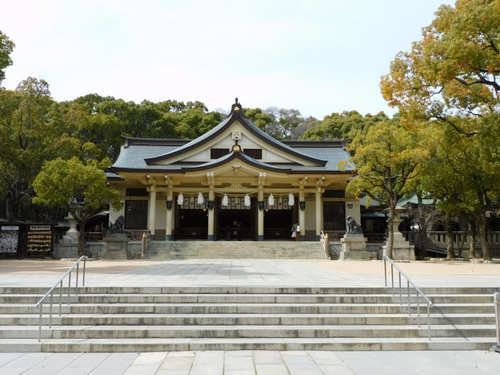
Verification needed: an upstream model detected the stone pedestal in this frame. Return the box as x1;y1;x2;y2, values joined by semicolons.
102;234;128;259
383;216;415;261
54;214;79;258
340;234;372;260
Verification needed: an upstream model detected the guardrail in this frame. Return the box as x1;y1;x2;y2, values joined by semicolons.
35;256;88;342
383;256;433;339
495;292;500;353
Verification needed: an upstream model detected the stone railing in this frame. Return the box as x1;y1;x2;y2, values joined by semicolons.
427;230;500;257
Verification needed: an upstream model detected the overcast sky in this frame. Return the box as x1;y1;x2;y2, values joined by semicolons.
1;0;453;118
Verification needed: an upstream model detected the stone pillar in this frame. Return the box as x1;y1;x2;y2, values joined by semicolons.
383;212;416;260
208;189;215;240
166;187;173;240
257;188;264;241
315;188;322;240
148;185;157;237
299;189;305;241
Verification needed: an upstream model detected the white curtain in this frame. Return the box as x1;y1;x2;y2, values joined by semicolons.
288;193;295;206
177;193;184;206
268;194;274;207
197;192;204;205
244;194;251;207
222;194;229;207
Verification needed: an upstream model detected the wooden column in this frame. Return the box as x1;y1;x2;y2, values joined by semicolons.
258;187;264;241
148;185;157;237
299;187;305;241
315;187;322;241
208;188;215;240
166;184;173;240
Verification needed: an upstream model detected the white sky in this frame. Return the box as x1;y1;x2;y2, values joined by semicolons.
1;0;453;118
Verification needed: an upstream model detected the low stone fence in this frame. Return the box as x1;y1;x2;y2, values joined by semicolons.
427;231;500;257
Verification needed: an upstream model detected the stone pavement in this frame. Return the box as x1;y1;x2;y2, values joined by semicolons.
0;259;499;287
0;350;499;375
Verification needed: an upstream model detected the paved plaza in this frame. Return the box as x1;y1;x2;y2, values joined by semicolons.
0;350;499;375
0;258;499;373
0;258;499;288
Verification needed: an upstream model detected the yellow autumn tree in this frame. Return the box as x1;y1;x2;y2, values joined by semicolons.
346;120;428;258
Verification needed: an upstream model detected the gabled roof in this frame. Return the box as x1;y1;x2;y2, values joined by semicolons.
144;99;327;166
181;149;292;173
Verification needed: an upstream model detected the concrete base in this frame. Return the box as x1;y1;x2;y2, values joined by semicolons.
340;234;373;260
54;242;79;258
383;232;416;260
54;215;80;258
102;234;128;259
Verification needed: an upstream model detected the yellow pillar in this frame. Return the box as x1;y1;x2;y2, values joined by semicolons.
208;189;215;240
258;188;264;241
299;188;305;241
166;186;173;240
148;185;157;237
315;187;322;240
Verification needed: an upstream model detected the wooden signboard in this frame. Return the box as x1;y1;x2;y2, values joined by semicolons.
27;225;52;253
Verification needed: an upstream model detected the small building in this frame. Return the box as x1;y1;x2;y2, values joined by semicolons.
107;99;359;241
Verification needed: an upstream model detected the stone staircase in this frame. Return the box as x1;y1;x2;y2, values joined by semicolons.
0;286;497;352
147;241;328;259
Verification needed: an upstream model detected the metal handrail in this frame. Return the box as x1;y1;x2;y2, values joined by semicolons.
495;292;500;353
35;255;88;342
383;256;433;339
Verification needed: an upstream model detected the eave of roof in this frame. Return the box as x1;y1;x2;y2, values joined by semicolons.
143;105;327;166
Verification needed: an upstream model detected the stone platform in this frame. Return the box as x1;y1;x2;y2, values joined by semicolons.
148;240;328;259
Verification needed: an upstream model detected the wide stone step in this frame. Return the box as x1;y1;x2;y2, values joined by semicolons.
0;337;495;353
0;303;493;315
0;324;495;339
2;286;498;294
149;241;328;259
0;313;495;326
0;293;493;304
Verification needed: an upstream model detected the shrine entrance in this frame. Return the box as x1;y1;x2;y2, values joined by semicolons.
216;196;257;240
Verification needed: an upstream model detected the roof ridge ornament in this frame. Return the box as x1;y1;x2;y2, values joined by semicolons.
230;97;242;114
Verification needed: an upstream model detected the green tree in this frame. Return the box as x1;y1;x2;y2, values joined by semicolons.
381;0;499;127
33;157;120;255
0;31;14;84
301;111;388;142
420;116;500;260
346;120;427;258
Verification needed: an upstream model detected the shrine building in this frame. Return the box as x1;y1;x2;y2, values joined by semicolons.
107;99;359;241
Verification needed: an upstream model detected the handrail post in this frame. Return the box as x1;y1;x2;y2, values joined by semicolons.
83;258;86;287
38;303;42;342
495;292;500;353
59;281;62;317
407;280;410;316
391;263;394;289
49;293;53;328
384;258;387;287
427;302;431;340
68;271;71;298
416;289;420;325
399;272;402;302
76;262;79;294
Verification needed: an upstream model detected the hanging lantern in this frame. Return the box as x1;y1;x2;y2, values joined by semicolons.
177;193;184;206
222;194;229;207
244;194;251;207
288;193;295;206
197;192;205;205
268;194;274;207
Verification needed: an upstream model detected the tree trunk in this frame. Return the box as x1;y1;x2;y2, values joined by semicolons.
446;214;454;259
477;214;490;260
384;208;395;259
78;220;87;257
467;219;475;260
